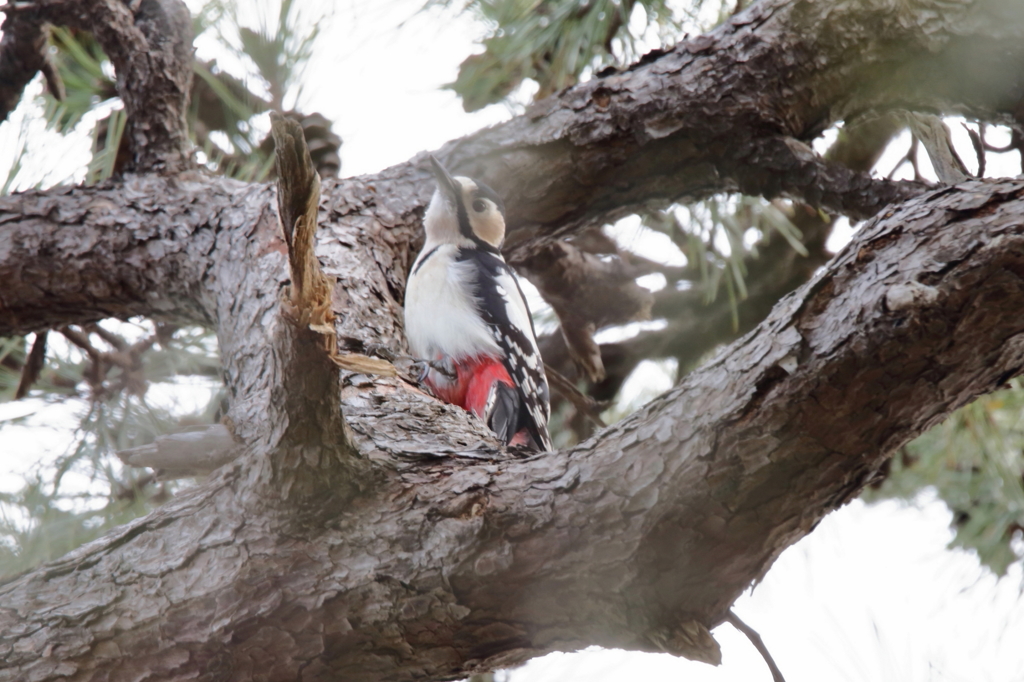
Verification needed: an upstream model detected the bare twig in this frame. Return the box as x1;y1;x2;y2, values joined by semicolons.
59;326;101;359
544;362;607;428
15;330;47;399
979;126;1024;175
962;122;986;178
58;324;157;398
887;134;925;182
981;127;1017;152
85;322;128;351
725;610;786;682
904;113;969;184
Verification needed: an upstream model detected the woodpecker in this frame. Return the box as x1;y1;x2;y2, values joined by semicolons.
404;157;552;451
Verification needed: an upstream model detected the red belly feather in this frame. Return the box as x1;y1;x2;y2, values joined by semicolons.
426;355;531;446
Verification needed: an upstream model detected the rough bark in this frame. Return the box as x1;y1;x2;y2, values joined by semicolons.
2;0;1024;680
2;178;1023;681
0;0;194;172
540;114;904;415
437;0;1023;244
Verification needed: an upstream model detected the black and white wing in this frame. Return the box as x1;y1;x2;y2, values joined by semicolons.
457;248;552;450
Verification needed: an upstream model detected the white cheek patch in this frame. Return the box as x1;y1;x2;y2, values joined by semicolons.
469;212;505;249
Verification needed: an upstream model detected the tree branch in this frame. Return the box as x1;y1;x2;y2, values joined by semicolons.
3;4;1024;679
436;0;1024;243
3;178;1023;681
3;0;1019;338
0;0;194;171
725;611;785;682
0;175;248;335
0;6;58;122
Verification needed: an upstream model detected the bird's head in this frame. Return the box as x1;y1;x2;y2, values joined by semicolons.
424;156;506;251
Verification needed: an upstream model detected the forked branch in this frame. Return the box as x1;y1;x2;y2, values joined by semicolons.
0;0;194;172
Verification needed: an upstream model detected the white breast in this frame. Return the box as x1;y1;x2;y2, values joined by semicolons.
404;243;501;362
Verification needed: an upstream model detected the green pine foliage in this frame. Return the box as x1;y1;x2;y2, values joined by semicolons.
865;384;1024;576
0;472;162;579
434;0;683;111
0;323;224;578
642;196;808;332
0;0;322;578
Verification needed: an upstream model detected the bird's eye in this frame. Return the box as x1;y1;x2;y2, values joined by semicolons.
472;199;487;213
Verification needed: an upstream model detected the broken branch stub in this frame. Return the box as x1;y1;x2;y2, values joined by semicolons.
271;111;332;330
270;111;398;377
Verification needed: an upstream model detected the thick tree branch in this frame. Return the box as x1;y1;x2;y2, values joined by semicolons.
0;175;245;334
3;1;1018;335
3;178;1024;681
2;3;1024;679
2;0;1020;240
435;0;1023;243
0;0;194;171
0;7;58;122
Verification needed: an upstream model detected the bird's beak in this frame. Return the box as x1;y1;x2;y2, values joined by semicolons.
429;155;460;205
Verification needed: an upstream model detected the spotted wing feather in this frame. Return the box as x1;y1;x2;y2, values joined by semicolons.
456;249;552;450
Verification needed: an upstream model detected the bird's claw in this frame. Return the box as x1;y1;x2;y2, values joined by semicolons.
391;353;456;384
408;359;431;383
428;357;457;381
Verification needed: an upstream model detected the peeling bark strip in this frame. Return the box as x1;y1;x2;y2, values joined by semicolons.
267;111;355;480
2;179;1023;681
270;112;398;379
272;111;330;321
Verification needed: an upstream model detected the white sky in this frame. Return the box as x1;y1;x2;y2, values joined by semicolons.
2;1;1024;680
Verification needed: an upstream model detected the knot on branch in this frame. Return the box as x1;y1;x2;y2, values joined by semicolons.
885;280;940;313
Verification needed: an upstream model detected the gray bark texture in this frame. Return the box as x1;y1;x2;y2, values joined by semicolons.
0;0;194;172
2;0;1024;680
